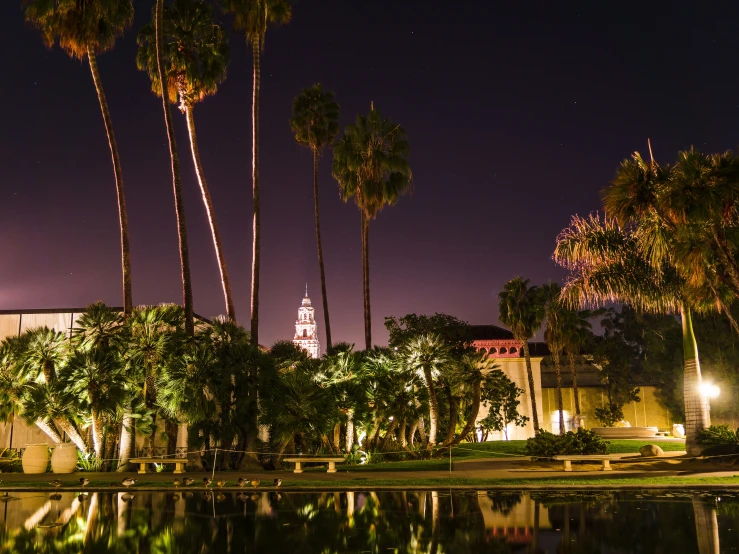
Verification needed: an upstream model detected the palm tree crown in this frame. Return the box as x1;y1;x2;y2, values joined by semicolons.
290;84;340;154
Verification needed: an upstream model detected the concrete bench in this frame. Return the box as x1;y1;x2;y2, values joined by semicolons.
283;457;345;474
552;454;622;472
129;458;187;475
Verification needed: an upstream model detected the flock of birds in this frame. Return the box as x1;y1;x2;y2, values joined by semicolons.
46;477;283;489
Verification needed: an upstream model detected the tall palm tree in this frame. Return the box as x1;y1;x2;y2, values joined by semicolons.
541;281;566;435
137;0;235;320
498;277;544;432
218;0;292;346
399;334;451;448
290;84;340;350
553;213;715;454
24;0;135;314
333;105;413;349
154;0;195;335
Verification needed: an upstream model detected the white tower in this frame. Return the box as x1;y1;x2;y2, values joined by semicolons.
293;285;321;358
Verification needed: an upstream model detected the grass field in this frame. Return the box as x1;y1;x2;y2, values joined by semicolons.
342;439;687;472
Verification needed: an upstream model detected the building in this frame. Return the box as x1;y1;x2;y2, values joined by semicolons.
471;325;544;440
292;286;320;359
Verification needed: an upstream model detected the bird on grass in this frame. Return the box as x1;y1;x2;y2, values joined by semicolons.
273;478;282;488
216;479;227;488
183;478;195;486
49;479;63;488
250;479;260;488
202;477;212;488
173;479;181;488
79;478;90;488
121;478;136;488
237;477;245;488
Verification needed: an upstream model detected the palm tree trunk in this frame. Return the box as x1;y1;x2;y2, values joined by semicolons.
35;419;62;444
90;409;104;460
88;46;132;314
55;419;89;455
361;210;372;350
447;378;481;447
445;390;458;444
569;352;581;416
553;350;565;434
424;367;439;446
250;36;261;345
184;105;235;320
117;411;133;471
522;343;540;432
312;148;332;350
155;0;193;335
245;35;262;465
408;419;418;447
345;409;354;453
333;422;341;451
681;305;711;455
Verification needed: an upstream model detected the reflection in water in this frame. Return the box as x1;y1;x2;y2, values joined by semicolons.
0;489;738;553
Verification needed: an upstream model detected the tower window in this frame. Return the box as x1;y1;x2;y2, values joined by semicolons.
303;329;307;338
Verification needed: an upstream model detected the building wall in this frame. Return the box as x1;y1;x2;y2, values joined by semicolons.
540;385;673;432
476;357;545;441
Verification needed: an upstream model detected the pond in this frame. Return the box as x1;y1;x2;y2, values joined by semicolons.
0;489;737;553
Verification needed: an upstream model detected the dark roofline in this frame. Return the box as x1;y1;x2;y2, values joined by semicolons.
0;307;210;323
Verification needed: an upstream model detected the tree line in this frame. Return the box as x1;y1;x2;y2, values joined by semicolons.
23;0;412;355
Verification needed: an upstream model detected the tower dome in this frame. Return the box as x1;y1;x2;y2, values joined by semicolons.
293;284;320;358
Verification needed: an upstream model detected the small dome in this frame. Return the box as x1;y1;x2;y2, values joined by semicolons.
302;296;311;306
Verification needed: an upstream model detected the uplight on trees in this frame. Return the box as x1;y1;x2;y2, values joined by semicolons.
699;382;720;399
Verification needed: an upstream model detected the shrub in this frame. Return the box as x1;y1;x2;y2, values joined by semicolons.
525;428;608;458
697;425;739;457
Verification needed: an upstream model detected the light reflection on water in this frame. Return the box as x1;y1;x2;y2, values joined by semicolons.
0;489;737;553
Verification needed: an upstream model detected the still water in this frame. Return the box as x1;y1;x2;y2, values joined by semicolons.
0;489;737;553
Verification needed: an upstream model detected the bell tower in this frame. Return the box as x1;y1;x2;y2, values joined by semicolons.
293;284;321;358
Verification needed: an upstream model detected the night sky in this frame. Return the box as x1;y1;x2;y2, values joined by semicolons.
2;0;739;348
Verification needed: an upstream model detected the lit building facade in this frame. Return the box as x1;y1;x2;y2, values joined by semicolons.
292;287;320;358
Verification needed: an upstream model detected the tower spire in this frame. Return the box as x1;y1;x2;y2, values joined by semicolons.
305;282;308;297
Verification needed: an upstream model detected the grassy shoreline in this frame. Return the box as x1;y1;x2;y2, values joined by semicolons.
2;475;738;491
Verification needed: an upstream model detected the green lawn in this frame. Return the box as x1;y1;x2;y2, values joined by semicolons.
342;439;687;472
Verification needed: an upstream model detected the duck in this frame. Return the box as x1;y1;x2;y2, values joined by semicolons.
173;479;181;488
273;478;282;488
121;478;136;488
216;479;227;488
250;479;260;488
183;477;195;486
237;477;245;488
79;478;90;488
202;477;212;488
49;479;63;488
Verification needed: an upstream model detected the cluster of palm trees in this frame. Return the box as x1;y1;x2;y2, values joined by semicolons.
1;302;527;470
23;0;412;355
553;146;739;454
498;277;592;436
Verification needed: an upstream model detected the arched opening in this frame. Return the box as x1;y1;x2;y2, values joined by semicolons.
489;347;497;354
509;347;517;354
302;329;307;338
499;347;507;354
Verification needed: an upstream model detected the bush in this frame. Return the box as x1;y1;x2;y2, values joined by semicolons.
697;425;739;457
525;428;608;458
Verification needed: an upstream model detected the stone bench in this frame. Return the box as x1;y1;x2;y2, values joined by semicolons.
552;454;623;472
129;458;187;475
283;457;345;474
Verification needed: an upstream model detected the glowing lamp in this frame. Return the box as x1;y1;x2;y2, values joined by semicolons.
699;382;720;399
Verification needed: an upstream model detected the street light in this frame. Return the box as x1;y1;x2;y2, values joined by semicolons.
699;382;721;399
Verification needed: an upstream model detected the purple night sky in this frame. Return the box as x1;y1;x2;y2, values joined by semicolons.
2;0;739;347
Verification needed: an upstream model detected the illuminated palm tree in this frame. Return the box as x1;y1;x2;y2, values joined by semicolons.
137;0;235;320
24;0;135;314
541;281;566;434
290;84;340;350
218;0;292;345
153;0;195;335
333;105;413;349
399;334;452;448
498;277;544;432
553;213;714;454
